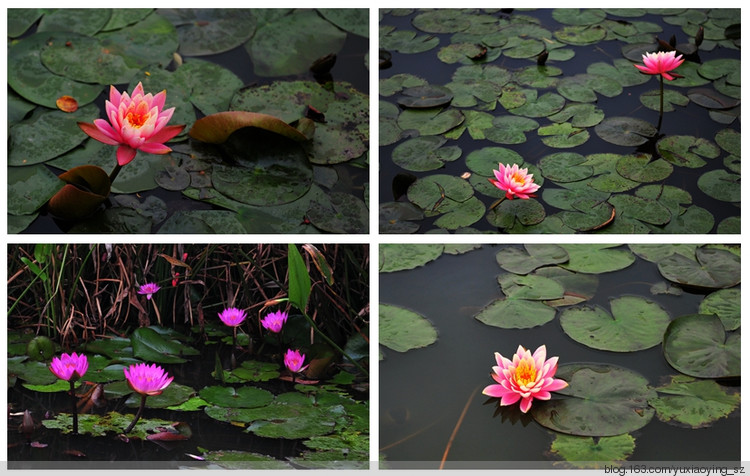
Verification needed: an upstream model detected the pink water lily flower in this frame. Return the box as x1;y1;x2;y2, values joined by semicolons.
138;282;160;300
219;307;247;327
482;345;568;413
489;163;540;200
49;352;88;382
78;82;185;166
284;349;309;373
124;363;173;396
634;51;684;80
261;310;288;333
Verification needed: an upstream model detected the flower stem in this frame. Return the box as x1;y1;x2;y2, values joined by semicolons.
124;394;147;434
231;328;237;369
656;75;664;132
70;380;78;435
109;163;123;184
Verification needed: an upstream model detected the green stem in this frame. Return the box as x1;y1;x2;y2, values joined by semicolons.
300;310;369;377
657;75;664;132
70;380;78;435
124;394;147;434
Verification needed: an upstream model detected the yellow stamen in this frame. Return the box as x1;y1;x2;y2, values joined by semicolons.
515;360;537;386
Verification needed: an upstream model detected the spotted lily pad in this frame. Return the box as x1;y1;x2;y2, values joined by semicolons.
391;136;462;172
656;135;720;168
698;289;740;331
531;363;656;436
662;314;740;378
486;198;546;229
397;85;454;108
559;244;635;274
380;303;437;352
397;108;464;136
549;434;636;468
648;375;740;429
199;385;274;408
495;245;569;275
159;9;256;56
306;192;368;234
697;169;740;203
657;246;740;289
560;296;671;352
42;411;180;440
379;244;443;272
595;116;657;146
7;165;64;216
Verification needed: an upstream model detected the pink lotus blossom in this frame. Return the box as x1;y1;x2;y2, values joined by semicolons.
138;282;160;300
284;349;309;373
124;363;173;396
49;352;88;382
634;51;684;81
219;307;247;327
489;163;540;200
78;82;184;166
261;310;288;333
482;345;568;413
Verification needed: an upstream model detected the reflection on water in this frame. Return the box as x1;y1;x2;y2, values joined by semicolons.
379;245;739;468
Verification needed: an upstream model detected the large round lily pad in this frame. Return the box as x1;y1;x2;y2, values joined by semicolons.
657;246;740;289
494;244;569;275
199;385;274;408
531;363;656;436
379;244;443;272
158;9;256;56
549;433;635;468
560;296;671;352
648;375;740;429
697;169;740;203
474;298;557;329
595;117;657;146
559;245;635;274
698;289;740;331
663;314;740;378
380;303;437;352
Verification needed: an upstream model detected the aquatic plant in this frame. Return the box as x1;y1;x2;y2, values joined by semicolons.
634;51;684;131
489;163;540;200
218;307;247;327
49;352;88;434
137;282;160;300
482;344;568;413
261;310;288;334
284;348;308;374
123;363;173;433
77;82;184;182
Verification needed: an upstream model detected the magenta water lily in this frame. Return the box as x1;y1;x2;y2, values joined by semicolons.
137;282;160;300
482;345;568;413
219;307;247;327
261;310;288;333
49;352;88;434
489;163;540;200
284;348;308;374
634;50;684;131
123;363;174;434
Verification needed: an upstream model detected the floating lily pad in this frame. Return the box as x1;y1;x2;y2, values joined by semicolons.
531;363;656;436
615;154;673;183
608;194;672;226
247;9;346;77
244;392;343;439
391;136;462;172
486;198;546;229
495;245;569;275
43;411;179;440
412;10;472;34
560;296;671;352
557;74;622;103
548;103;604;128
538;123;590;148
380;28;439;54
698;289;740;331
379;244;443;273
159;9;256;56
554;25;607;45
540;152;593;182
231;360;281;383
508;91;566;118
656;135;720;168
125;382;195;409
130;327;199;364
559;245;635;274
657;246;740;289
37;8;111;35
200;450;293;469
549;433;635;469
595;116;657;146
639;89;689;112
8;357;58;386
485;116;539;144
379;202;423;234
498;273;565;301
397;108;464;136
7;165;63;216
474;298;556;329
397;85;454;108
697;169;740;203
199;385;274;408
648;375;740;429
662;314;740;378
380;303;437;352
306;192;368;234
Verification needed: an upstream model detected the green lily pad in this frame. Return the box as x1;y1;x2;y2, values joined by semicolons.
379;244;443;272
657;246;740;289
540;152;593;182
231;360;282;383
8;357;58;385
508;91;566;118
560;296;671;352
199;385;274;408
407;174;474;211
549;434;636;469
173;59;245;116
200;450;293;469
485;116;539;144
96;11;179;71
648;375;740;429
391;136;462;172
130;327;199;364
548;103;604;128
554;24;607;45
37;8;112;35
379;73;428;96
7;32;104;109
552;8;606;26
9;104;98;166
379;202;423;234
42;411;179;439
656;135;720;168
465;147;526;176
486;198;546;229
22;380;72;393
7;165;64;216
595;116;657;146
495;245;569;275
607;194;672;226
697;169;740;203
306;192;369;234
397;108;464;136
159;9;256;56
714;128;740;156
380;28;439;54
397;85;454;108
412;10;472;33
474;298;556;329
615;154;673;183
247;9;346;77
639;88;689;112
557;74;622;103
531;363;656;436
244;392;342;440
559;244;635;274
587;59;651;87
699;289;740;331
538;122;590;148
125;382;195;408
662;314;740;378
380;303;437;352
7;8;44;37
537;266;599;307
101;9;153;31
498;273;565;301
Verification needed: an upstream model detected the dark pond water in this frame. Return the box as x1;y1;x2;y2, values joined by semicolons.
11;9;369;234
7;328;368;468
379;245;740;468
379;9;740;233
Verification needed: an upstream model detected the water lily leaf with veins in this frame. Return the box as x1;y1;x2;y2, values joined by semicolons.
495;244;569;275
538;122;590;149
380;28;440;54
531;363;656;436
37;8;112;35
508;91;566;118
549;433;636;469
539;152;593;183
131;327;199;364
663;314;740;378
615;154;673;183
648;375;739;429
657;246;740;289
656;135;720;168
595;117;657;147
640;89;689;112
559;244;635;274
560;296;671;352
306;192;369;234
392;137;462;172
697;169;740;203
7;165;63;216
380;303;437;352
486;198;546;229
474;298;557;329
699;289;740;331
379;244;443;273
158;9;256;56
397;85;454;108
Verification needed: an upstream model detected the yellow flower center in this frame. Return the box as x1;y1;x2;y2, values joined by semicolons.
515;360;537;386
126;111;148;128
